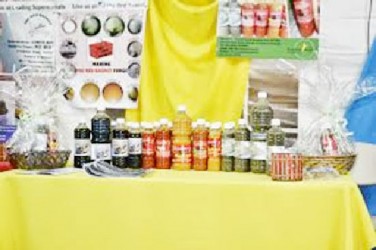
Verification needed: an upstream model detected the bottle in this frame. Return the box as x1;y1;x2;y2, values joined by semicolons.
172;105;192;171
292;0;315;38
267;0;283;38
234;119;251;172
156;118;172;169
142;122;155;169
255;0;269;38
127;122;142;169
91;107;111;163
267;119;285;174
250;91;273;173
279;5;288;38
74;121;91;168
112;118;128;168
241;0;255;38
193;119;208;171
313;0;320;33
208;122;222;171
229;0;241;37
222;122;235;172
47;118;59;152
34;119;48;151
218;0;230;36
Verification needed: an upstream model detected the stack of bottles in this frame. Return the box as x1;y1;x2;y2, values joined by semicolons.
74;96;286;174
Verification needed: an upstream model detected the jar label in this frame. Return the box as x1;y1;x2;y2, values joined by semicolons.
294;0;314;24
222;138;235;156
241;5;254;27
75;139;91;156
235;141;251;159
208;138;221;158
255;9;268;27
193;140;208;159
91;143;111;160
142;136;155;155
156;140;171;158
172;143;192;164
112;139;129;157
129;138;142;155
253;141;267;160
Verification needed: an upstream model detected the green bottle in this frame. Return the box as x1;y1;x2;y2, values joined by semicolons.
221;122;235;172
250;91;273;174
267;119;285;175
234;119;251;172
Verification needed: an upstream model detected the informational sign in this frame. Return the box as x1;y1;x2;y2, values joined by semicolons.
0;0;147;109
216;0;320;60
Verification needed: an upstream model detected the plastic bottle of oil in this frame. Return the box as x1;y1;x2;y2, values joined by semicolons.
172;105;192;171
267;118;285;174
250;91;273;173
193;119;208;171
235;119;251;172
208;122;222;171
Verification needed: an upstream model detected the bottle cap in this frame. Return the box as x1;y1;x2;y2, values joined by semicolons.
238;119;247;126
153;122;160;128
177;105;187;112
111;121;117;127
224;122;235;129
144;122;154;129
197;119;206;125
271;119;281;127
116;118;125;124
133;122;140;129
192;122;197;129
211;122;222;129
258;91;268;99
140;122;146;128
160;118;169;125
97;106;106;111
168;122;173;128
206;122;211;128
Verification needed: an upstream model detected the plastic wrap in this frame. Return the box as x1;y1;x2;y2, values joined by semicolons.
7;67;68;154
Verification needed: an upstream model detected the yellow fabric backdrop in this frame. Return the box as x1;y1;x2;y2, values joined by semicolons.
0;171;375;250
127;0;250;122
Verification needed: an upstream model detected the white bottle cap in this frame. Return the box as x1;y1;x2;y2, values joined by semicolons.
258;91;268;99
116;118;125;124
97;106;106;111
224;122;235;129
197;119;206;125
111;121;117;127
210;122;222;129
271;119;281;127
177;105;187;112
238;119;247;126
160;118;169;125
144;122;154;129
133;122;140;129
192;122;197;129
153;122;160;128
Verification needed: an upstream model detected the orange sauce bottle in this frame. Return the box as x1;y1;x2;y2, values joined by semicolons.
193;119;208;171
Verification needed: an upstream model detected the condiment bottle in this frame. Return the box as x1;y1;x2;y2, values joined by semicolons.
229;0;241;36
172;105;192;171
267;118;285;174
241;0;255;38
74;120;91;168
127;122;142;169
250;91;273;173
267;0;283;38
234;119;251;172
193;119;209;171
208;122;222;171
156;118;171;169
112;118;128;168
292;0;315;37
142;122;155;169
91;107;111;163
222;122;235;172
218;0;230;36
255;0;269;38
279;5;288;38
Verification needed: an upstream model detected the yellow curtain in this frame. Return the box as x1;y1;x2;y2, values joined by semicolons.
127;0;250;122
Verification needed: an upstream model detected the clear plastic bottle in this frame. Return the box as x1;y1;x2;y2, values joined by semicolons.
208;122;222;171
241;0;255;38
172;105;192;171
235;119;251;172
267;0;283;38
156;119;171;169
127;122;142;169
142;122;155;169
222;122;235;172
74;121;91;168
112;118;128;168
193;119;208;171
255;0;269;38
267;118;285;174
229;0;241;36
250;91;273;173
91;107;111;163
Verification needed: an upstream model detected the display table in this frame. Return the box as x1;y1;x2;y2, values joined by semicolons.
0;170;375;250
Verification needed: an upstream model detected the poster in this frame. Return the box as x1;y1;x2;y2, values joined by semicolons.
216;0;320;60
0;0;147;109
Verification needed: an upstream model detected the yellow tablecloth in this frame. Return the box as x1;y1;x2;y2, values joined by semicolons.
0;170;375;250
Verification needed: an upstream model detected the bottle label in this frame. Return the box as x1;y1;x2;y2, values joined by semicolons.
193;140;208;159
229;7;241;26
92;118;110;141
222;138;235;157
112;139;128;157
208;138;221;158
172;143;192;164
241;4;254;27
294;0;314;24
219;7;229;27
255;9;268;27
129;138;142;155
91;143;111;160
34;134;48;151
253;141;267;160
235;141;251;159
269;11;282;27
75;139;91;156
156;140;171;158
252;111;272;128
142;136;155;155
252;132;267;141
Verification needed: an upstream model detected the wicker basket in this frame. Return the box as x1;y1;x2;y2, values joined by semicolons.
302;155;357;175
8;150;71;170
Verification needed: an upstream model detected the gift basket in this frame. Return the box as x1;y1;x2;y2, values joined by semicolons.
7;67;71;170
299;64;356;175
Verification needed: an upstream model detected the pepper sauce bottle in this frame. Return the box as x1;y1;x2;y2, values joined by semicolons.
267;0;283;38
156;119;171;169
207;122;222;171
241;0;255;38
193;119;209;171
142;122;156;169
255;0;269;38
293;0;315;38
279;4;288;38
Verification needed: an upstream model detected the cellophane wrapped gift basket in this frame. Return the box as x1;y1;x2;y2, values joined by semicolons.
7;67;71;170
